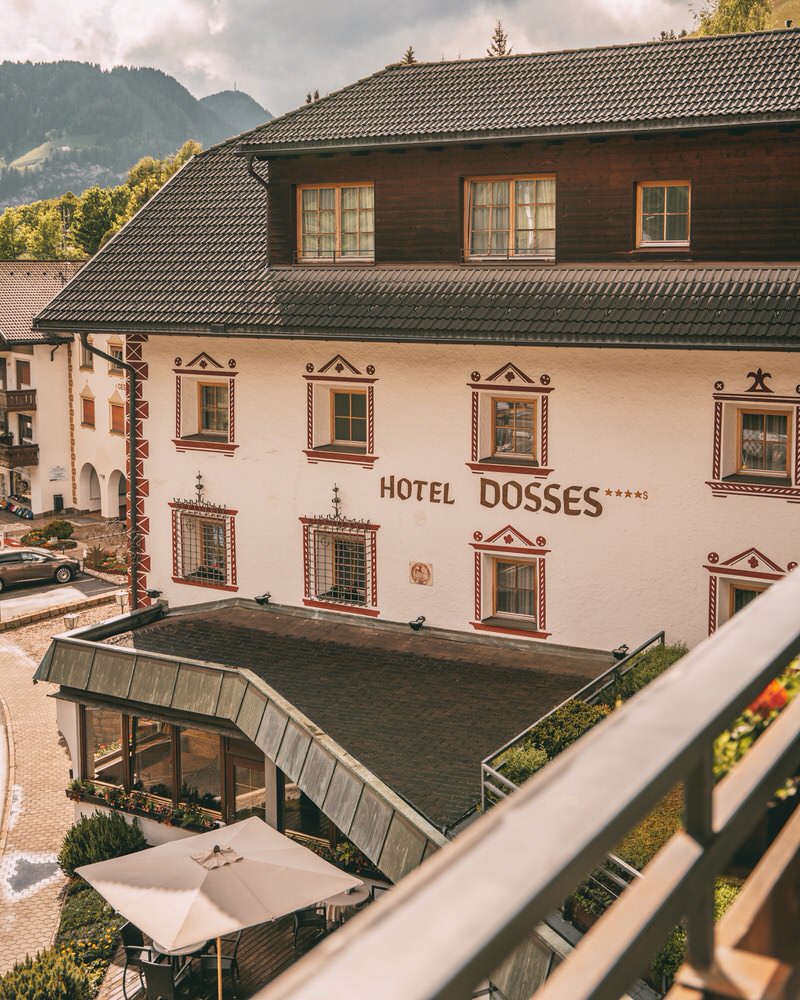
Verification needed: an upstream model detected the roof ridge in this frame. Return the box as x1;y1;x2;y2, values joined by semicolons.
378;26;800;70
236;64;398;142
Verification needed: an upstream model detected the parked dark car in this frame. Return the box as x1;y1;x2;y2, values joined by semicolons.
0;547;81;592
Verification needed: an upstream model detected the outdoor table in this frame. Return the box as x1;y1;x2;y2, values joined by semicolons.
153;939;207;956
323;883;370;925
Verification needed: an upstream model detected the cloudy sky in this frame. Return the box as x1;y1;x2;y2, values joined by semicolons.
2;0;695;116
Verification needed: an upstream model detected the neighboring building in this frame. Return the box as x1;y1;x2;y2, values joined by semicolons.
31;27;800;998
0;262;126;518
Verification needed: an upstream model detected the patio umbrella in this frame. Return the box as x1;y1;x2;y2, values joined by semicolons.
77;816;361;999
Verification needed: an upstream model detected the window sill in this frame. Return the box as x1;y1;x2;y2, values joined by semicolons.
80;423;96;430
172;575;239;592
467;458;552;478
304;448;377;468
173;437;238;456
463;256;555;265
109;430;124;437
297;257;375;266
108;368;124;376
79;366;94;373
706;478;800;502
471;617;551;639
303;597;380;617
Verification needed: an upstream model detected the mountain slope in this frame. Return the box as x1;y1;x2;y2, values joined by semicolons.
0;62;271;207
199;90;269;134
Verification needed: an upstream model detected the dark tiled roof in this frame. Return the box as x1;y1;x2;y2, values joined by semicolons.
35;140;270;335
0;261;84;344
110;606;606;830
36;257;800;349
240;29;800;154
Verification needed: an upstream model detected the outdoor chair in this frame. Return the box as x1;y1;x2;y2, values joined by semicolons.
140;956;193;1000
293;905;328;949
200;931;242;994
120;921;155;1000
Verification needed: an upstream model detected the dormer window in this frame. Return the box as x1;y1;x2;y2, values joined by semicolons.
298;183;374;262
465;176;556;261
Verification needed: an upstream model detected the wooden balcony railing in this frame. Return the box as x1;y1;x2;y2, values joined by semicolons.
254;571;800;1000
0;442;38;467
0;388;37;411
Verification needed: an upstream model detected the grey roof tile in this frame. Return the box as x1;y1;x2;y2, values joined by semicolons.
240;29;800;154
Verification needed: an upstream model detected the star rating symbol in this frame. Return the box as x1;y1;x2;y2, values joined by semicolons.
625;490;632;498
615;489;622;497
634;490;642;499
605;489;613;496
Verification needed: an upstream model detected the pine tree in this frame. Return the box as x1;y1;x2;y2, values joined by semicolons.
487;20;512;57
306;92;312;104
313;89;320;101
696;0;770;34
401;46;417;64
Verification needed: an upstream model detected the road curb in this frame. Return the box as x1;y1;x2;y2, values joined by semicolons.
0;594;119;633
0;688;16;873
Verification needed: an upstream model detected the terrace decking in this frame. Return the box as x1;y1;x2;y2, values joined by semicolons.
97;915;321;1000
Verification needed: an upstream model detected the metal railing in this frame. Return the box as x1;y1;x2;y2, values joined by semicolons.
253;571;800;1000
482;631;666;809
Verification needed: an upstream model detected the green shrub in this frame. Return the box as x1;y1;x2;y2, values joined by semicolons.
649;877;742;990
42;519;74;540
616;784;683;871
58;810;146;878
497;744;549;786
58;886;112;935
530;701;610;757
598;642;688;706
0;949;89;1000
83;545;111;571
19;530;44;546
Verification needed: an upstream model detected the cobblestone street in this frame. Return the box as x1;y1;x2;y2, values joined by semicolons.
0;603;116;973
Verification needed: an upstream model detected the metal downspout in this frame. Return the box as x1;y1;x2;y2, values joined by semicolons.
78;333;140;610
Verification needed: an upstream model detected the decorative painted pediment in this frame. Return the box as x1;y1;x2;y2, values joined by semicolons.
318;354;361;376
79;383;94;399
744;368;773;393
109;389;124;405
484;362;534;385
180;352;224;371
719;547;784;574
483;524;538;548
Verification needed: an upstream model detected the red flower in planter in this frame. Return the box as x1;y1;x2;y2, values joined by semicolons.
748;680;788;718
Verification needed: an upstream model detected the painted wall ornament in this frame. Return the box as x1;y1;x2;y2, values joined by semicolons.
409;562;432;586
745;368;773;393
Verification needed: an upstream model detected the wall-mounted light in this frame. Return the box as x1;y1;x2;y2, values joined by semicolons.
409;616;426;632
612;644;629;662
254;593;271;606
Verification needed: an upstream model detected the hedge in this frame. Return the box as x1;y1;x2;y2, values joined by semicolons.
0;950;90;1000
596;642;688;707
58;809;146;878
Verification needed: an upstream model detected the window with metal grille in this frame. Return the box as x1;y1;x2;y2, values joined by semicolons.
302;516;378;611
176;512;230;585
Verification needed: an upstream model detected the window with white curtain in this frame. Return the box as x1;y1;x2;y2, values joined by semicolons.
298;183;374;261
466;177;556;260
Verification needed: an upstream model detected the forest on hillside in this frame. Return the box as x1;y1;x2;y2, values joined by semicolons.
0;141;200;260
0;61;269;207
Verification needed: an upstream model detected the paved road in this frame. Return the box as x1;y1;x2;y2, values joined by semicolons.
0;575;119;620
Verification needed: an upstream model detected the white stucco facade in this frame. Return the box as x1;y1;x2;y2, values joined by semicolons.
70;336;127;518
132;336;799;652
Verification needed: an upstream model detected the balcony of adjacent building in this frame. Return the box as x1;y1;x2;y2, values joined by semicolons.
0;387;37;413
0;414;38;468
